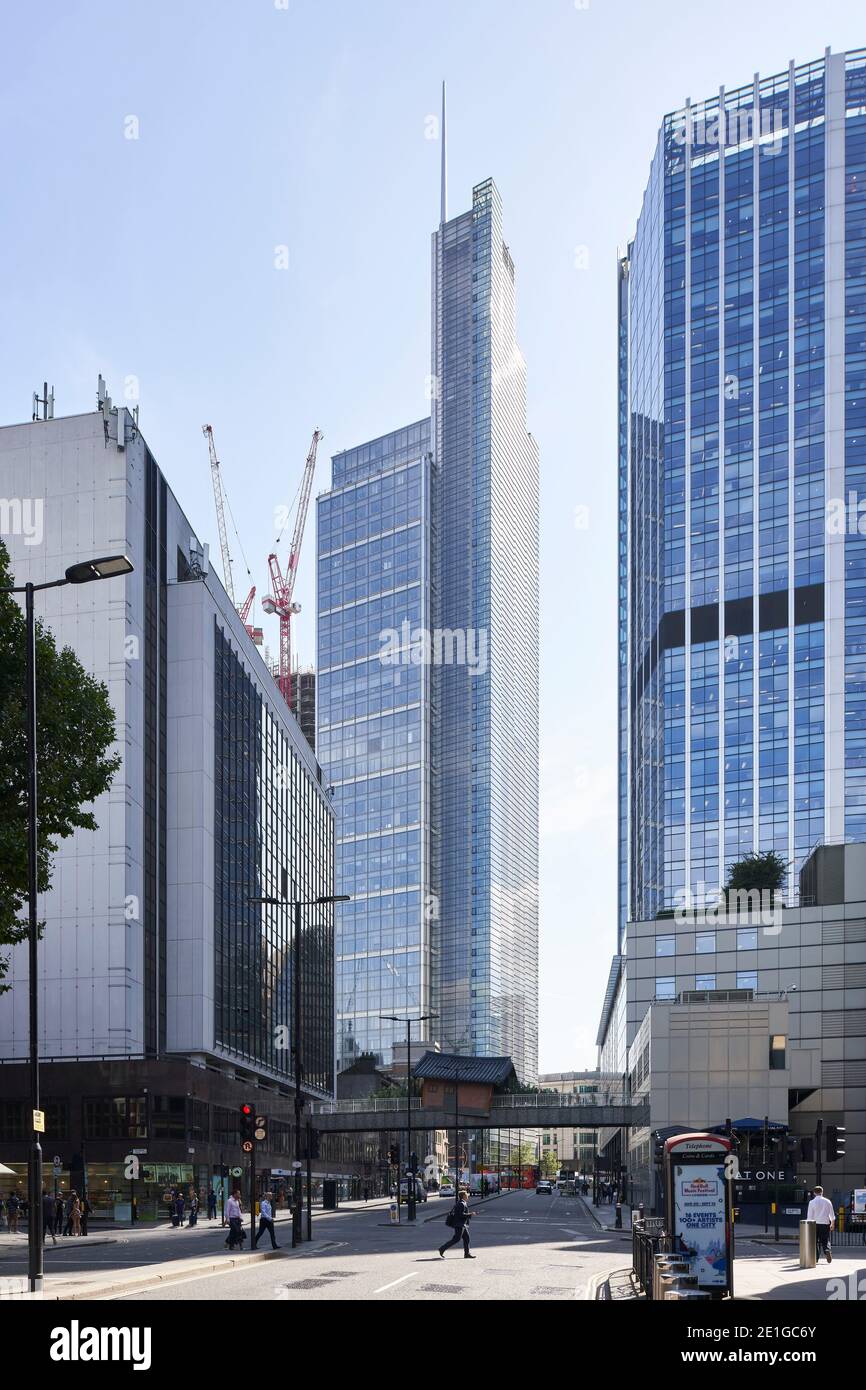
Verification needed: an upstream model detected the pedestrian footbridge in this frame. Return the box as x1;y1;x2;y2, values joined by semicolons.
309;1094;649;1134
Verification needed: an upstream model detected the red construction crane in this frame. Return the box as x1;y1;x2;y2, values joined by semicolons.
262;428;323;705
202;423;262;645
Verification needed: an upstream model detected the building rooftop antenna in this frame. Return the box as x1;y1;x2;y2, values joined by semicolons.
440;80;448;225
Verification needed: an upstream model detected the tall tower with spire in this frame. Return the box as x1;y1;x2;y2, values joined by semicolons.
430;173;540;1081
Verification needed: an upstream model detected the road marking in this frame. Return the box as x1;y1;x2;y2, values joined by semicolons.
373;1272;416;1294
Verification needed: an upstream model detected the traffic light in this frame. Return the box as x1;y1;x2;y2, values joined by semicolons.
826;1125;846;1162
240;1103;255;1152
653;1134;664;1167
306;1129;320;1161
800;1136;814;1163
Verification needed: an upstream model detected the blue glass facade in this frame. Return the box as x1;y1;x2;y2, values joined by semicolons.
317;422;435;1069
318;180;539;1081
621;49;866;924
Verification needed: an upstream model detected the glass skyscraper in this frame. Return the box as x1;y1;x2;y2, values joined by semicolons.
318;178;539;1080
432;179;539;1080
621;48;866;926
317;422;436;1070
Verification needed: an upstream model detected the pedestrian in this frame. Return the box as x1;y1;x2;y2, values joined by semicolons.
70;1195;81;1236
81;1193;92;1236
54;1194;64;1235
7;1193;20;1234
63;1192;75;1237
253;1191;279;1250
225;1189;244;1249
188;1190;198;1227
806;1185;835;1263
42;1189;57;1246
438;1188;476;1260
207;1188;217;1221
176;1191;185;1227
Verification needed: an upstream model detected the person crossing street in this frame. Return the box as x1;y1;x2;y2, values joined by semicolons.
806;1185;835;1263
438;1188;476;1259
253;1191;279;1250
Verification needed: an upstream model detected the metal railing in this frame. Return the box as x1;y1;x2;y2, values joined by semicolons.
489;1090;626;1109
632;1217;667;1298
309;1097;423;1115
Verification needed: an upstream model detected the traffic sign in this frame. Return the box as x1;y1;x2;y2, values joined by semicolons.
52;1164;62;1178
33;1109;45;1133
292;1160;302;1170
231;1167;243;1178
52;1154;62;1166
242;1140;253;1154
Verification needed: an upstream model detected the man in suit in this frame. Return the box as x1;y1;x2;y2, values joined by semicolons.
438;1189;476;1259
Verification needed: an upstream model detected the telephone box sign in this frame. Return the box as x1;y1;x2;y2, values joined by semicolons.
664;1133;732;1294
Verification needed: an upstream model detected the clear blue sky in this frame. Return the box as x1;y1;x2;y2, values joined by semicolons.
1;0;861;1071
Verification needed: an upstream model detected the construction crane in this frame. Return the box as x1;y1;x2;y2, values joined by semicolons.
202;424;262;645
262;428;323;705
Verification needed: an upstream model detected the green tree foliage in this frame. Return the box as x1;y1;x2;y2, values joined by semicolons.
0;542;121;989
725;850;787;894
541;1150;560;1178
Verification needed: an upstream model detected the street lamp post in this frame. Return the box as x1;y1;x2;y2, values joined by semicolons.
380;1012;437;1222
250;883;349;1247
2;554;134;1294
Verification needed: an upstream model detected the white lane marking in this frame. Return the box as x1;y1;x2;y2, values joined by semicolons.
373;1271;417;1295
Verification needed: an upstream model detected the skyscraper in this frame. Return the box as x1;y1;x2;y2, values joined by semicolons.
432;178;539;1080
620;47;866;923
317;422;436;1069
318;169;539;1080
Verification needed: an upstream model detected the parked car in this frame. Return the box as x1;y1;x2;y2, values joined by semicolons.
438;1182;456;1198
536;1181;553;1195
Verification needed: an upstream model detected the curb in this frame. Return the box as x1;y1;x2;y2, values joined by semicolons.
576;1196;632;1239
584;1270;609;1301
37;1245;292;1301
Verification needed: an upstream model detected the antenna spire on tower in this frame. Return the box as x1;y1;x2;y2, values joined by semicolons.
440;80;448;225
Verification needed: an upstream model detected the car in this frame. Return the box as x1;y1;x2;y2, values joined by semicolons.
536;1181;553;1195
438;1183;456;1198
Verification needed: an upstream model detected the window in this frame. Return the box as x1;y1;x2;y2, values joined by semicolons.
152;1096;186;1140
696;973;716;991
83;1096;147;1140
696;931;716;954
737;927;758;950
770;1034;786;1070
736;971;758;991
655;976;676;1000
656;936;675;957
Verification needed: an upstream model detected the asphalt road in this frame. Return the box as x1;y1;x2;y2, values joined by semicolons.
114;1189;631;1301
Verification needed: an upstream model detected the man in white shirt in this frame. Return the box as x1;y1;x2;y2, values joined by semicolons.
253;1191;279;1250
225;1190;244;1250
806;1186;835;1262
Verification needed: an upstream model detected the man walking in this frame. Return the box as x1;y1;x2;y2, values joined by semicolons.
253;1191;279;1250
806;1185;835;1263
438;1188;476;1259
42;1189;57;1246
225;1189;244;1249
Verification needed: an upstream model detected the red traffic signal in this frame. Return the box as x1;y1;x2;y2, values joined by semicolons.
240;1103;255;1146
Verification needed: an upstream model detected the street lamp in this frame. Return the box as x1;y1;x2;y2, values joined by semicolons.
380;1012;437;1222
1;553;134;1294
250;881;349;1247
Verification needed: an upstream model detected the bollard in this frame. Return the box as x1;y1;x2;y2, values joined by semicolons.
389;1201;399;1225
615;1202;622;1229
653;1256;689;1301
799;1219;817;1268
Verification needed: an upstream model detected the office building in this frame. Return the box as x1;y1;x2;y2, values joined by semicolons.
0;396;359;1215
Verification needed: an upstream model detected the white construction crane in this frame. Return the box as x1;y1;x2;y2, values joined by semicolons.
202;423;262;644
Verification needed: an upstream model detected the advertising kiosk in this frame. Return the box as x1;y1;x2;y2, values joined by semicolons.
664;1132;733;1298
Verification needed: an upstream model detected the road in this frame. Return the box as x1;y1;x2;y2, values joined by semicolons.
114;1189;630;1301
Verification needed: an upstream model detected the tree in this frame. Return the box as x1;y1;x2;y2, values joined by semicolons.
725;850;787;895
0;542;121;990
541;1150;560;1179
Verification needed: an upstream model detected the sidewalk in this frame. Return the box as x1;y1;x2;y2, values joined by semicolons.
0;1194;393;1253
598;1246;866;1302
